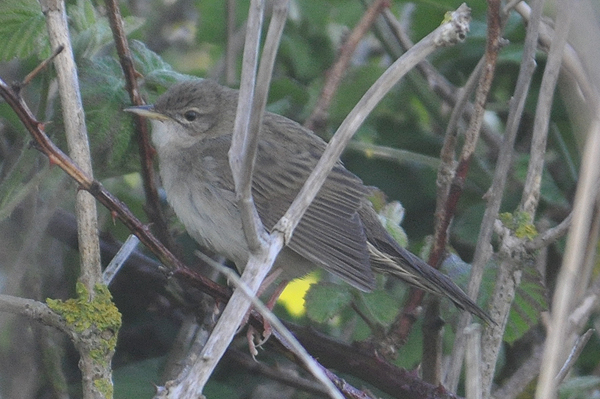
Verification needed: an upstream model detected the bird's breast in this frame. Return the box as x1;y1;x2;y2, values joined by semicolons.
159;159;249;267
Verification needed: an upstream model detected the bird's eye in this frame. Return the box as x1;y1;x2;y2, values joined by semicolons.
183;110;199;122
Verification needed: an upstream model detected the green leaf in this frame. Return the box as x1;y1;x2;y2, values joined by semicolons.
360;289;400;325
130;40;192;93
304;282;352;323
48;56;137;177
0;0;50;61
504;266;548;344
68;0;144;59
113;357;163;399
558;376;600;399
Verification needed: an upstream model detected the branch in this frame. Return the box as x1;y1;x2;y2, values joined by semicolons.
520;0;575;215
304;0;388;131
39;0;102;293
39;1;106;396
228;0;267;252
276;4;472;244
535;117;600;398
446;0;545;390
0;79;229;303
104;0;177;253
0;295;70;337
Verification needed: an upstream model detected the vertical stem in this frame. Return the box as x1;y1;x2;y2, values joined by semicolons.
535;118;600;399
39;0;101;293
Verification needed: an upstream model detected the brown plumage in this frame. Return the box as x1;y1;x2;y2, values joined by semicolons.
125;79;492;324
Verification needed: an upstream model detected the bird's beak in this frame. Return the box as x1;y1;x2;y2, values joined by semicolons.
124;105;170;121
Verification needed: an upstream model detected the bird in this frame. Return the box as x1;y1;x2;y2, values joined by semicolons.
125;79;492;324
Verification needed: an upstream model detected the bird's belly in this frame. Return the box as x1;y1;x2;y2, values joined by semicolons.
165;178;249;266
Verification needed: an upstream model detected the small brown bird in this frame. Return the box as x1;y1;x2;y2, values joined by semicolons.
125;79;491;323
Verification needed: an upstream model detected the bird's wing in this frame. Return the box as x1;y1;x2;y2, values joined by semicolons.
251;115;375;291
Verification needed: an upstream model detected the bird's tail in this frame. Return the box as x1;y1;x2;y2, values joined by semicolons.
368;242;494;324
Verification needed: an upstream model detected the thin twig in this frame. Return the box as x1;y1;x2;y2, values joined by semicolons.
0;78;229;302
225;349;329;397
206;256;344;399
21;45;64;87
555;329;594;385
104;0;177;252
520;0;575;215
226;0;238;85
304;0;388;131
102;234;140;286
0;295;70;337
346;140;440;169
464;324;483;399
229;0;267;252
525;212;572;251
414;58;485;375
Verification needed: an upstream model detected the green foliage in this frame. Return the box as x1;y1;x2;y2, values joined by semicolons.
113;358;163;399
69;0;144;59
558;376;600;399
0;0;49;61
130;40;193;92
304;282;352;323
359;289;401;326
505;266;548;344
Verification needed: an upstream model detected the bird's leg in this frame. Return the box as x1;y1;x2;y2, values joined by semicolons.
242;268;289;356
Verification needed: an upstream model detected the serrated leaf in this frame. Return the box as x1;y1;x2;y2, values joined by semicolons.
0;0;50;61
504;266;548;344
359;289;400;325
68;0;144;59
48;56;137;177
304;283;352;323
129;40;192;92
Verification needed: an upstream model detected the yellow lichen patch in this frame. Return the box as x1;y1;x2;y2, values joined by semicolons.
94;377;114;398
47;282;121;355
499;211;538;240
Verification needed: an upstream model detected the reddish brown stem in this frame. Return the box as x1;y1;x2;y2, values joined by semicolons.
104;0;177;253
304;0;389;132
0;78;228;302
387;0;503;352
